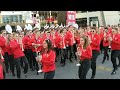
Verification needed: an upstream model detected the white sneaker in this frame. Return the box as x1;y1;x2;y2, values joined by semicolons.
76;63;81;66
38;69;43;73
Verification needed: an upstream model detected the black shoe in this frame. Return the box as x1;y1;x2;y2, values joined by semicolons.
111;71;116;75
36;72;39;75
70;60;73;63
115;67;118;71
61;63;65;67
91;75;95;79
102;61;105;64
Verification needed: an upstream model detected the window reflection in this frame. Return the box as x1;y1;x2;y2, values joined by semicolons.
2;15;23;23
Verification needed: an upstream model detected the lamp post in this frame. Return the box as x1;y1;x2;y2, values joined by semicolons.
49;11;51;26
87;11;89;26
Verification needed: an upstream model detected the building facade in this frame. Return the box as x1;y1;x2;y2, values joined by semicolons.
76;11;120;27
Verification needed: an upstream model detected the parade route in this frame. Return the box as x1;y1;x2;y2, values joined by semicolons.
5;52;120;79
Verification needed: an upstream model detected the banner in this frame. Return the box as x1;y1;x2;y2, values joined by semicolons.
66;11;76;25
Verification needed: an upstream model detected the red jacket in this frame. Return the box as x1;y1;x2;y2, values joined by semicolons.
41;50;56;72
75;36;80;45
22;35;32;50
0;64;3;79
55;33;61;48
49;35;56;48
111;34;120;50
10;39;25;59
90;34;101;51
77;45;92;61
0;36;8;53
58;35;66;49
103;32;109;47
99;32;104;41
28;36;43;52
66;31;74;46
7;44;13;55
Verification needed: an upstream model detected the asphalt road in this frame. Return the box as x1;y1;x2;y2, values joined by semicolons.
5;52;120;79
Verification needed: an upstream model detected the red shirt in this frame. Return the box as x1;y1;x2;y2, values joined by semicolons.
0;64;3;79
49;35;56;48
0;36;8;53
77;45;92;61
111;34;120;50
66;31;74;46
103;32;109;47
58;35;66;49
10;39;25;59
55;33;61;48
99;32;104;41
23;35;32;49
75;36;80;45
7;44;13;55
41;50;56;72
28;36;43;52
90;34;101;51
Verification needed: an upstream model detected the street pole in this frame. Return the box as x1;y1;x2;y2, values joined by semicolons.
49;11;51;26
87;11;89;26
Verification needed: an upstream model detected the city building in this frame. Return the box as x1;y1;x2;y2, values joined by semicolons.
76;11;120;27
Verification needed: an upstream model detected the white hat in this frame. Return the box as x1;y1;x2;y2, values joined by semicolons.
5;24;12;34
73;23;78;29
27;24;33;30
16;25;22;32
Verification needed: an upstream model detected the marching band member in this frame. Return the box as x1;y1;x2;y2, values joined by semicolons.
0;48;5;79
108;27;120;75
0;30;9;73
102;27;109;64
38;39;56;79
90;27;101;79
76;35;92;79
7;33;15;76
66;25;75;63
28;30;42;75
23;30;33;71
58;29;67;66
9;33;28;79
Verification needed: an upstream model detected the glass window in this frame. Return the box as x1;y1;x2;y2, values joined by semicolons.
12;15;17;22
2;15;23;23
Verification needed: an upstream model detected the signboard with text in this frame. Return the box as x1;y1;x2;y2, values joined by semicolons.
66;11;76;25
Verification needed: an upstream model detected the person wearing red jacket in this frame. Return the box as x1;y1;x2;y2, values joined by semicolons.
28;30;42;75
23;30;34;71
0;48;5;79
58;29;67;66
7;33;15;76
39;39;56;79
108;27;120;75
76;35;92;79
66;25;75;63
90;27;101;79
102;27;109;64
10;33;28;79
0;30;9;73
